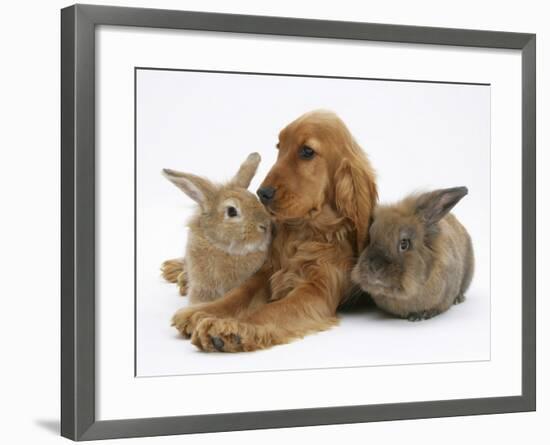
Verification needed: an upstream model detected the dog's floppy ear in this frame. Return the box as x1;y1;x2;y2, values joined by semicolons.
230;152;261;189
162;169;217;210
334;154;378;253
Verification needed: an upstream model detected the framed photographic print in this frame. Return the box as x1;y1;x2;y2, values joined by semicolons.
61;4;536;441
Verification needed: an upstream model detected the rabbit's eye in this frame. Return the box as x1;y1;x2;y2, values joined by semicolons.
226;206;239;218
298;145;315;160
399;238;410;252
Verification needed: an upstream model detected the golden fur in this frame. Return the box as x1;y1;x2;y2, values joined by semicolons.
172;110;378;351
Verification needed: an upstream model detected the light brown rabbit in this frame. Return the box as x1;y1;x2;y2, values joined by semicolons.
351;186;474;321
161;153;272;305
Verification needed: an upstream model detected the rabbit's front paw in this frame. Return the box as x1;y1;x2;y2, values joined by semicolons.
176;271;188;296
161;259;183;283
171;307;210;338
191;318;270;353
454;294;466;305
406;310;439;322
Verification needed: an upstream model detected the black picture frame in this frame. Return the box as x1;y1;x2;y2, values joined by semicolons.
61;4;536;441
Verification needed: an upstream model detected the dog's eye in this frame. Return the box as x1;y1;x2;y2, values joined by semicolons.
298;145;315;160
226;206;239;218
399;238;410;252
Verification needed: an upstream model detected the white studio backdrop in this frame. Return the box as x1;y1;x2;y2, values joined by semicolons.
96;24;521;421
136;69;491;377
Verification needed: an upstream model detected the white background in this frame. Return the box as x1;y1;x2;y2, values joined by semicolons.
136;69;491;377
0;1;548;445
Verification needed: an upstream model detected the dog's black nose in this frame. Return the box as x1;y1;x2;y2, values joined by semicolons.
257;186;276;204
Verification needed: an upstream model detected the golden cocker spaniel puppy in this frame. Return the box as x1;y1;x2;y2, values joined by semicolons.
172;110;378;351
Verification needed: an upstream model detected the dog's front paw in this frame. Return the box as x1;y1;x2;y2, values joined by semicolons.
191;318;271;352
171;307;210;338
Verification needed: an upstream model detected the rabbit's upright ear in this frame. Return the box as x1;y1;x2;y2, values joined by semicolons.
162;169;216;208
229;152;261;189
416;186;468;226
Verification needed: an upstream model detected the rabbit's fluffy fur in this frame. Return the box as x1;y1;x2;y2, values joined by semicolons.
352;187;474;321
170;110;378;352
161;153;271;305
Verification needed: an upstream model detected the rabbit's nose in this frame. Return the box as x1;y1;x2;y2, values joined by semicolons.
257;186;276;204
368;254;389;273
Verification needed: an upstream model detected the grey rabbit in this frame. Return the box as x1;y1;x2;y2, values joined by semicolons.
351;186;474;321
